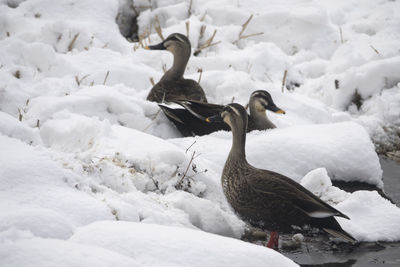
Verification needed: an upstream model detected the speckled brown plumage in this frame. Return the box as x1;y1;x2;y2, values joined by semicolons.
207;103;356;244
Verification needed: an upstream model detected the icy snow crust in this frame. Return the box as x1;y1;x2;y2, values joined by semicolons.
1;0;400;265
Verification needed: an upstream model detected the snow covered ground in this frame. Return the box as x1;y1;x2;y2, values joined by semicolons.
1;0;400;266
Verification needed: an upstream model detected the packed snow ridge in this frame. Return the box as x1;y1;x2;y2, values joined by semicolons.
1;0;400;266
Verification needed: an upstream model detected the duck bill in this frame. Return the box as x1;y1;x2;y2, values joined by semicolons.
205;114;223;123
267;104;285;114
145;42;166;50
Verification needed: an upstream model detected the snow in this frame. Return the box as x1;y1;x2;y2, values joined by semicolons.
0;229;140;267
1;0;400;265
70;221;297;267
170;121;383;187
301;168;400;242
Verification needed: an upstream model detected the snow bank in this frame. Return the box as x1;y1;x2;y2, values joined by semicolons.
301;168;400;242
171;121;383;187
70;221;298;267
0;229;139;267
0;111;41;145
33;111;245;237
0;135;113;239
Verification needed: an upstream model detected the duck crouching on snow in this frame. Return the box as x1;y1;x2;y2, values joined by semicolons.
145;33;207;103
159;90;285;137
205;103;357;249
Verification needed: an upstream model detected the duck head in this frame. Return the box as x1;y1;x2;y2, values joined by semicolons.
145;33;191;58
249;90;285;114
206;103;249;157
206;103;248;132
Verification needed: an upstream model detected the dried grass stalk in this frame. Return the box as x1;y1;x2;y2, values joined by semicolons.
197;68;203;83
103;70;110;85
150;77;155;86
186;21;190;38
233;14;263;44
281;69;288;93
154;16;164;40
68;33;80;51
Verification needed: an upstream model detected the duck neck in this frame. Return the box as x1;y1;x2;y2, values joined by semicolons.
229;125;247;162
163;50;189;80
249;102;276;129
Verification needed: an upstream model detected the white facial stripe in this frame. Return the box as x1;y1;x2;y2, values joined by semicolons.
229;105;240;116
254;100;266;112
174;35;186;43
259;98;268;106
222;111;231;125
252;92;262;97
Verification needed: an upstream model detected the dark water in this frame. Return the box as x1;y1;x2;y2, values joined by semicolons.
283;157;400;267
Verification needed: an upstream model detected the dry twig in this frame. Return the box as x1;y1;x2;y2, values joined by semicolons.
281;69;288;93
186;141;197;153
75;74;90;86
18;108;23;121
188;0;193;17
154;16;164;40
194;29;221;56
176;151;196;187
239;14;253;38
199;25;206;40
68;33;80;51
197;68;203;83
149;77;155;86
186;21;190;38
103;71;110;85
370;45;380;55
233;14;263;44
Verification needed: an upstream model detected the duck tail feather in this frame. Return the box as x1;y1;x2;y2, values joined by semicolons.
323;227;357;243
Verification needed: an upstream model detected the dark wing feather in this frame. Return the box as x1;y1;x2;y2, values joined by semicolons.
159;101;229;137
248;168;350;219
177;100;224;119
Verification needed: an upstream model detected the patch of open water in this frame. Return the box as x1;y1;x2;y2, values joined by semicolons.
283;157;400;267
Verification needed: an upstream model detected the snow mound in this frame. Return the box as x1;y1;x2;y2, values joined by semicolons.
0;229;139;267
70;221;298;267
301;168;400;242
171;121;383;187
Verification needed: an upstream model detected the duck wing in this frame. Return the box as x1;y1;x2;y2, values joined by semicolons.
176;100;224;120
159;101;229;137
248;168;350;220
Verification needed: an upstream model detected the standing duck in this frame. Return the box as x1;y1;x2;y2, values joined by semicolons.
205;103;356;248
145;33;207;103
159;90;285;137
